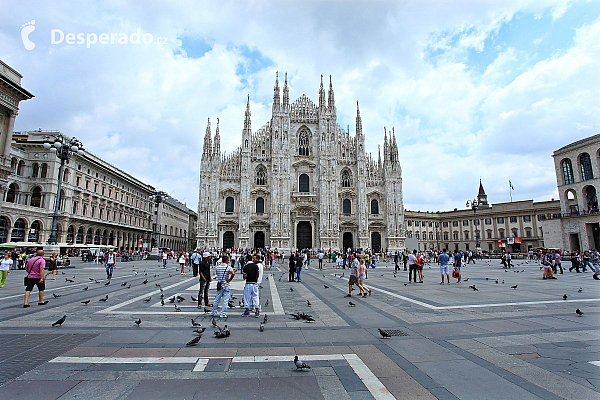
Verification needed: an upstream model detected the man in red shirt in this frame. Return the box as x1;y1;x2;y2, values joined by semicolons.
24;250;48;307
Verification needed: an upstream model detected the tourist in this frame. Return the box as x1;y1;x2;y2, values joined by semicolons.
295;252;303;282
242;254;261;317
288;253;296;282
553;250;563;274
345;253;360;297
105;250;116;279
190;249;201;276
569;251;580;273
23;250;48;307
438;249;450;285
357;258;371;297
197;252;212;308
581;251;594;273
591;250;600;280
44;252;58;280
408;250;417;283
0;252;12;288
178;252;187;275
453;250;462;283
318;250;324;270
161;251;168;268
415;251;424;283
211;255;235;318
542;251;556;279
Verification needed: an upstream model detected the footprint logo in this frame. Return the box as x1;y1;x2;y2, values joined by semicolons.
20;20;36;50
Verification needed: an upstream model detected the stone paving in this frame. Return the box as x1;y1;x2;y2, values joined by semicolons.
0;257;598;399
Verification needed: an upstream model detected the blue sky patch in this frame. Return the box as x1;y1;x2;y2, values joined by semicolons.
177;36;213;58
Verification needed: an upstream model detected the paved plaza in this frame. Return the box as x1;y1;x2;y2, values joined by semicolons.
0;258;599;400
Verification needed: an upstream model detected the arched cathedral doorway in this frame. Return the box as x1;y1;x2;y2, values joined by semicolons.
343;232;353;251
254;231;265;249
296;222;312;250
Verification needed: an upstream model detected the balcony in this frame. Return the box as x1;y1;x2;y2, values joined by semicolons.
291;192;317;202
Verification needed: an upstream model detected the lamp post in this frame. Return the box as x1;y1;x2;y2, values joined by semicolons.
43;135;85;246
149;190;168;259
466;198;480;251
435;229;440;251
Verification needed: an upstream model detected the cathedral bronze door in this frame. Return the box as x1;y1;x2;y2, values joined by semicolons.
343;232;353;250
371;232;381;252
254;231;265;249
296;222;312;250
223;231;234;249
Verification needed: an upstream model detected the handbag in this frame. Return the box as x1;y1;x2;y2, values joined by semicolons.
452;269;460;279
216;266;226;290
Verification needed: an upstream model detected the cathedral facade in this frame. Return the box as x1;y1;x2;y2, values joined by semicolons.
197;73;405;252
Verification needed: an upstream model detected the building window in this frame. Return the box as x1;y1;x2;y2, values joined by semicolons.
452;221;458;227
256;197;265;214
499;229;505;239
85;180;90;190
31;163;39;178
526;229;532;237
510;216;517;223
415;221;420;227
497;217;504;223
511;229;519;237
487;230;492;239
407;221;412;226
40;163;48;178
442;222;448;227
370;199;379;214
485;218;491;224
537;214;546;221
341;169;352;187
443;232;449;240
299;174;309;192
464;231;469;240
16;160;24;176
408;232;412;238
416;233;419;239
82;204;87;216
580;153;594;180
429;233;434;240
30;187;43;208
225;196;234;213
298;128;310;156
256;165;267;185
435;222;439;228
343;199;351;215
453;232;458;240
72;201;78;214
76;177;80;186
561;159;574;184
462;220;469;226
6;183;18;203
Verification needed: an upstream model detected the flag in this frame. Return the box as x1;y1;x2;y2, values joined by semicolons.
509;180;514;190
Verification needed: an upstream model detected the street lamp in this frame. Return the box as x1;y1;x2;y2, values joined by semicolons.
466;198;480;250
150;190;168;254
43;135;85;245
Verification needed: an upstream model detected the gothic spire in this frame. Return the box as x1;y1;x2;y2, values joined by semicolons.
477;179;489;205
318;74;325;109
244;94;251;132
355;101;362;136
383;126;389;163
378;145;382;169
203;117;212;157
272;71;280;111
328;75;335;110
282;72;289;107
213;117;220;156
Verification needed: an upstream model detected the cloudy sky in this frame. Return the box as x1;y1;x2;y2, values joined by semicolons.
2;0;599;212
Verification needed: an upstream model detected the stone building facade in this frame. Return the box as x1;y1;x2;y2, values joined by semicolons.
154;195;197;251
405;181;561;253
543;134;600;251
1;130;155;250
197;73;405;252
0;60;34;206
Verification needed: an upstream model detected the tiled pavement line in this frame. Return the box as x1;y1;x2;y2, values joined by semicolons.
48;353;395;399
435;339;591;400
266;274;285;315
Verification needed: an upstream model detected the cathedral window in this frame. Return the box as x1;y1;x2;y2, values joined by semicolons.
370;199;379;214
298;128;310;156
299;174;309;192
225;196;234;213
256;165;267;185
343;199;351;215
341;169;352;187
256;197;265;214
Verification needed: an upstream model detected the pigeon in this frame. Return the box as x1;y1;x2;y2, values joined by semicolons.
214;330;228;339
169;296;176;303
193;328;206;334
177;295;185;302
324;284;329;289
578;288;583;293
104;281;110;286
127;284;131;289
134;271;138;275
89;277;94;281
66;278;75;283
563;294;568;300
227;301;235;309
94;280;101;283
290;287;294;292
294;356;310;370
486;277;488;280
212;318;218;327
349;301;356;307
469;285;479;291
502;280;505;284
191;317;201;327
265;299;269;307
81;299;91;305
290;312;301;320
495;280;499;284
511;285;518;289
143;297;152;303
191;296;198;302
378;328;391;338
306;300;312;307
161;299;165;306
463;278;469;282
160;293;164;298
576;308;583;316
174;305;182;312
262;314;268;324
204;308;211;314
186;335;201;346
99;295;109;302
53;293;61;298
259;322;265;331
52;315;67;327
83;286;89;291
155;283;161;287
404;283;407;286
142;279;148;284
121;282;127;286
305;316;315;322
134;318;142;327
